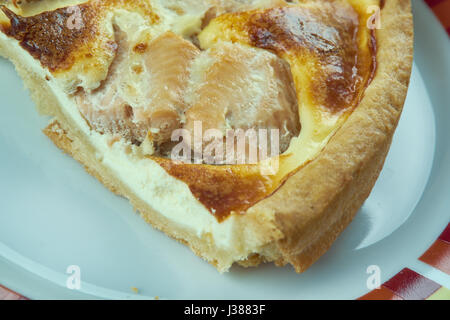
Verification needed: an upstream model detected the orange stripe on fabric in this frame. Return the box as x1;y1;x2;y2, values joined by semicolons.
431;0;450;29
0;285;26;300
420;239;450;275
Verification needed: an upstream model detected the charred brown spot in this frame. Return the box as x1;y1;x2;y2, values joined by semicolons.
124;104;133;119
246;6;372;113
153;158;276;221
201;7;217;30
1;4;97;72
247;7;345;53
132;64;143;74
0;22;7;33
133;42;148;53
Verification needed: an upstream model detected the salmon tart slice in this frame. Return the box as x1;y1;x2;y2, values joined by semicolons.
0;0;413;273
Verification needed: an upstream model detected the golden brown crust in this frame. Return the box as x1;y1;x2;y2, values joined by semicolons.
0;0;160;92
0;0;413;273
213;3;369;113
250;0;413;272
153;158;275;222
1;4;101;72
1;1;159;72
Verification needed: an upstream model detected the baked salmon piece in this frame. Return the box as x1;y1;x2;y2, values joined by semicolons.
76;29;299;158
184;42;300;163
76;31;200;145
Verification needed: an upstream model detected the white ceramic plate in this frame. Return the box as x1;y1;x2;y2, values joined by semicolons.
1;1;449;299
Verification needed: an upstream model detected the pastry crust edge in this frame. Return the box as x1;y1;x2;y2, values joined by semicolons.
250;0;414;272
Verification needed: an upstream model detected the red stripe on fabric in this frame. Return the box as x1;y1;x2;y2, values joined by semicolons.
425;0;446;6
383;268;441;300
440;223;450;243
420;240;450;275
426;0;450;35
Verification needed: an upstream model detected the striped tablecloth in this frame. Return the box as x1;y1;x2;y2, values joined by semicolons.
1;0;449;301
425;0;450;35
